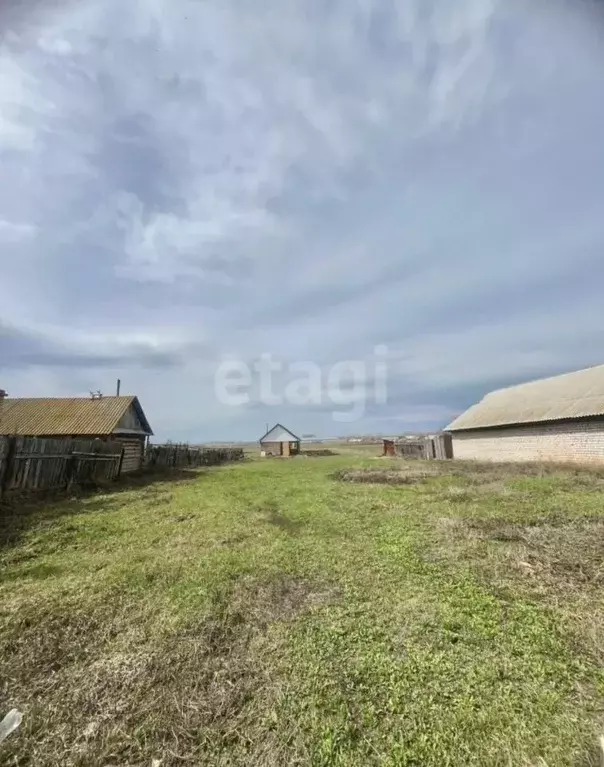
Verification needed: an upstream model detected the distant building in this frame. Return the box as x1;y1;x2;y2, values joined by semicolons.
0;393;153;473
259;423;301;457
445;364;604;463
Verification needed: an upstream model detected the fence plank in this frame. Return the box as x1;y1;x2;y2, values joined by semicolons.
0;437;123;498
144;444;244;471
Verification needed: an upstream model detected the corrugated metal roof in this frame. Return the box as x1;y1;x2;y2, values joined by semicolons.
446;364;604;432
0;396;153;436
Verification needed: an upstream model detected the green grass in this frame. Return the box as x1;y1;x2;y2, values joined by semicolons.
2;455;604;765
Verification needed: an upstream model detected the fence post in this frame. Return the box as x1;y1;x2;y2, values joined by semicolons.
117;448;125;478
64;446;77;491
0;436;17;499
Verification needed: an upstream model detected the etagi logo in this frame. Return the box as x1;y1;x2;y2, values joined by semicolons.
214;345;388;423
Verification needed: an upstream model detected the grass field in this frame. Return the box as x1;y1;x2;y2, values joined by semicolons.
2;453;604;766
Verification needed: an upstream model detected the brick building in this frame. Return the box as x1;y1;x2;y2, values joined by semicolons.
445;364;604;464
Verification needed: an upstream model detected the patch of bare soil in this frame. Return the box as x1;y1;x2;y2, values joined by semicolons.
0;577;336;766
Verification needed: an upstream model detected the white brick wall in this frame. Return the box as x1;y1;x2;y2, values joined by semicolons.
451;419;604;463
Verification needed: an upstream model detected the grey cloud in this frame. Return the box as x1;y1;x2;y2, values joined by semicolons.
0;322;210;371
1;0;604;441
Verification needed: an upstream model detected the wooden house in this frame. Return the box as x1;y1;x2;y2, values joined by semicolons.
259;423;301;457
0;393;153;473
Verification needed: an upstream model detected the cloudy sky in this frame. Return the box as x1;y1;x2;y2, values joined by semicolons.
1;0;604;441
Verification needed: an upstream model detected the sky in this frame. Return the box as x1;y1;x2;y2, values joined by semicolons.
1;0;604;442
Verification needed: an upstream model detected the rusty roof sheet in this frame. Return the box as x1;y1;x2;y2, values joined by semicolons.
446;364;604;432
0;396;153;436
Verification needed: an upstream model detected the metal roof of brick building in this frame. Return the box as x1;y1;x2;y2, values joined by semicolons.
0;396;153;436
445;364;604;432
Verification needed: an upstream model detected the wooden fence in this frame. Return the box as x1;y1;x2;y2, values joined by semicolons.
0;436;123;498
0;437;246;501
144;444;245;471
383;433;453;460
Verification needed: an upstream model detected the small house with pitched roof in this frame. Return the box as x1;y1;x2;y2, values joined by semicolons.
0;392;153;473
259;423;300;457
